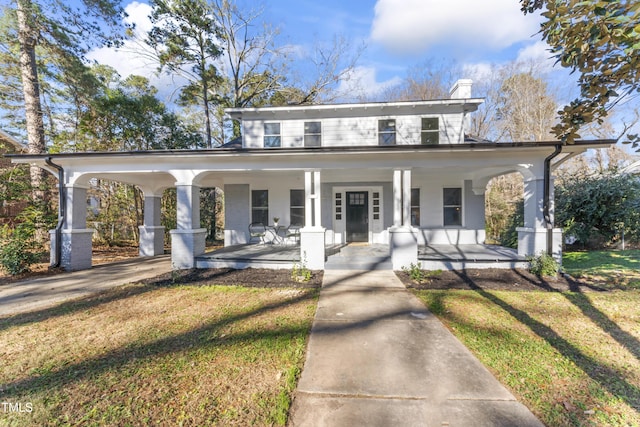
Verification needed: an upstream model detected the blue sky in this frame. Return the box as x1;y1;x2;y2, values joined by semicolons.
89;0;554;102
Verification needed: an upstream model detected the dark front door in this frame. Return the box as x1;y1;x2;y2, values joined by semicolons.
346;191;368;242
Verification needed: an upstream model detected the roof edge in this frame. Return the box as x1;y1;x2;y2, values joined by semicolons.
0;129;26;151
225;98;485;116
6;140;616;161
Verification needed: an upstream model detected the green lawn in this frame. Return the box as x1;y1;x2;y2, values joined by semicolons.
414;249;640;427
2;250;639;426
0;283;318;426
563;249;640;289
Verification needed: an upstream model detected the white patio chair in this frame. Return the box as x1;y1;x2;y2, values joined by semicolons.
284;225;301;245
248;222;267;244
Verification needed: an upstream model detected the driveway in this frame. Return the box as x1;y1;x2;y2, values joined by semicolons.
0;256;171;317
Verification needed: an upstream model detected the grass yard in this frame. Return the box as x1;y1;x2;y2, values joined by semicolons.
0;282;318;426
563;250;640;289
414;249;640;427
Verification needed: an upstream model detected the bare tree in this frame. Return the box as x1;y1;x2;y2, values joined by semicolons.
281;35;364;105
214;0;285;109
379;58;459;102
467;64;506;141
495;72;557;142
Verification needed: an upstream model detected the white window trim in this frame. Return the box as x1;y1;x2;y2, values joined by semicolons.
421;117;439;145
378;119;396;145
442;186;463;228
263;122;281;148
304;121;322;147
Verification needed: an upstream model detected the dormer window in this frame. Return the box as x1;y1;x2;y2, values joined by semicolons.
421;117;439;144
378;119;396;145
264;123;281;148
304;121;321;147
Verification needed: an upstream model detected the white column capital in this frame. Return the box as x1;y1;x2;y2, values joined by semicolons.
175;182;202;189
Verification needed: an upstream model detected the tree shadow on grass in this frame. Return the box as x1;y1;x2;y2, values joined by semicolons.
561;291;640;363
0;283;159;333
0;268;320;333
512;269;640;363
452;270;640;412
0;288;319;402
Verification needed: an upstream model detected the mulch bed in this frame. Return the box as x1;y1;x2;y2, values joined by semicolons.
1;245;609;293
397;268;607;292
142;267;324;289
149;267;605;293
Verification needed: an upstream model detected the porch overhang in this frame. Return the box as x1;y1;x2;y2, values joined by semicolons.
6;139;616;180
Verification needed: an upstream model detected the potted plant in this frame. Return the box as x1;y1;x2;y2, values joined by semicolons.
273;217;280;227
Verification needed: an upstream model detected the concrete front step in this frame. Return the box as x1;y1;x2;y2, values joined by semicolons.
325;256;393;270
420;260;530;270
195;258;295;270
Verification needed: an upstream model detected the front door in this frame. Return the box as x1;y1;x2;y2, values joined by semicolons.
346;191;368;242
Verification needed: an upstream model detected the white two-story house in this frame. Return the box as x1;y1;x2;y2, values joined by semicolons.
9;79;613;271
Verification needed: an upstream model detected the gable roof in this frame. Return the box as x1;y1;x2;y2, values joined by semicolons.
620;159;640;174
225;98;484;120
220;136;242;149
0;129;25;152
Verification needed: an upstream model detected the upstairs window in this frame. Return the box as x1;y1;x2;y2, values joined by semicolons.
421;117;439;145
378;119;396;145
443;188;462;226
251;190;269;224
264;123;281;148
304;121;322;147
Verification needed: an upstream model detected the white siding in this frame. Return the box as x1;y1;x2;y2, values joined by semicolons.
240;112;467;148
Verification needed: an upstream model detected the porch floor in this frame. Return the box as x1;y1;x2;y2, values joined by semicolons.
196;243;527;270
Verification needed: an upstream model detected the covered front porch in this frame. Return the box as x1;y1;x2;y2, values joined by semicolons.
8;141;613;272
196;242;527;271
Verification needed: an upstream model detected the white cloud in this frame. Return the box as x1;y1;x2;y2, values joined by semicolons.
123;1;155;34
87;2;156;79
516;40;555;70
370;0;541;55
461;40;555;84
462;62;494;82
337;66;402;100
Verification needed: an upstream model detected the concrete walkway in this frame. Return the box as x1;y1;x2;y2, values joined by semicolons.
0;255;171;317
288;270;544;427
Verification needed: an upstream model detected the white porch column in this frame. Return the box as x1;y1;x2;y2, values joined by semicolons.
517;176;562;260
50;184;94;271
389;169;417;270
139;194;165;256
402;169;412;227
313;171;321;228
300;170;325;270
393;169;402;227
304;171;313;227
170;183;206;269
